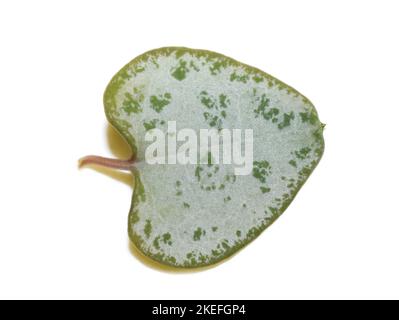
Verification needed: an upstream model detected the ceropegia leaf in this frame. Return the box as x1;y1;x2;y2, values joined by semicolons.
85;47;324;268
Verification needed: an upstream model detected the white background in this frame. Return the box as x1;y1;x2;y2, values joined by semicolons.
0;0;398;300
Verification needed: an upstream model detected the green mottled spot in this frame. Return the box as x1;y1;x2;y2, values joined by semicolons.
143;119;165;131
269;207;278;216
224;196;231;203
122;90;143;115
150;93;171;113
265;108;280;122
162;233;172;245
183;202;190;208
199;91;215;109
189;60;200;72
224;174;236;183
144;219;152;238
289;160;297;167
199;91;229;129
168;256;176;264
175;180;183;196
260;186;271;193
133;173;146;203
253;75;263;83
300;111;318;125
171;60;189;80
143;120;156;131
209;60;228;75
221;240;230;250
253;161;271;184
254;94;280;123
254;94;270;116
203;112;221;128
195;166;203;181
278;112;295;129
193;228;205;241
295;147;312;160
219;94;229;108
153;236;161;250
130;209;139;224
230;71;249;83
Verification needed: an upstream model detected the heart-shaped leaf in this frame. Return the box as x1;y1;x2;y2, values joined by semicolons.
81;47;324;268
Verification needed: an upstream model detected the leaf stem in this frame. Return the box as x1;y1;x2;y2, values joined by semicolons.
78;155;135;171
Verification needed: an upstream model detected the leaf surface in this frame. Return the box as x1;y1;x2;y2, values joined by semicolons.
104;47;324;268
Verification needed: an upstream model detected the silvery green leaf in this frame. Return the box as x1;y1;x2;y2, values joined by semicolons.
99;47;324;268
